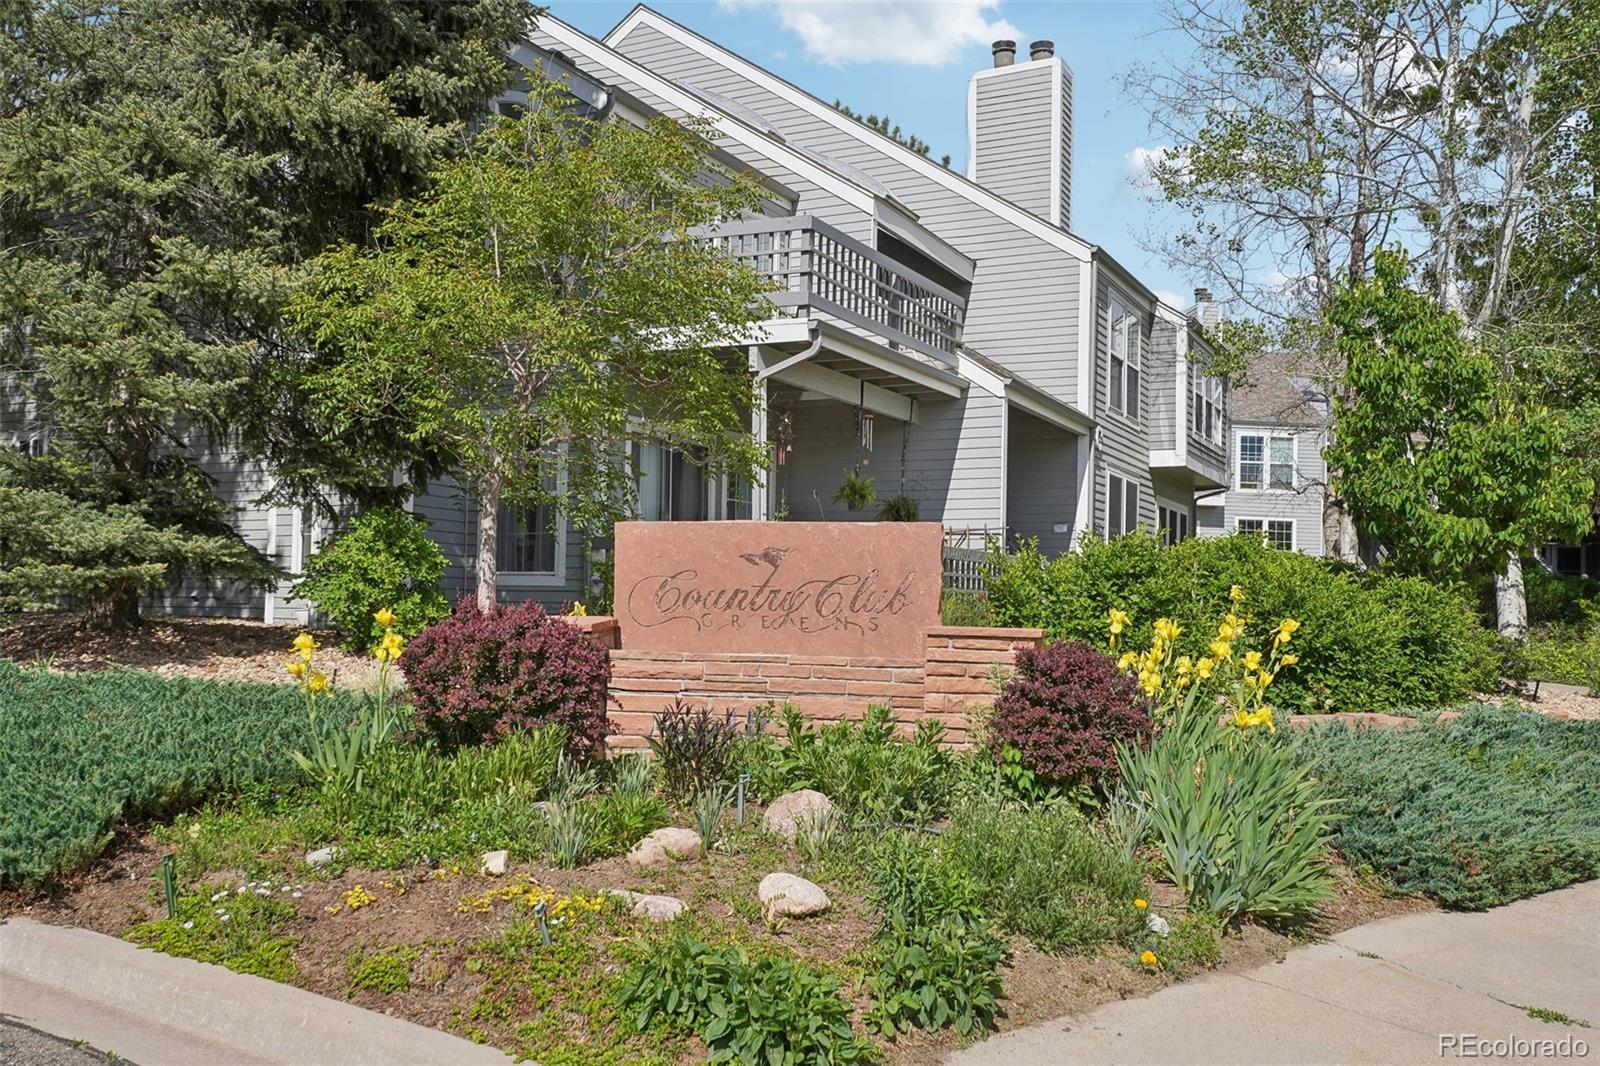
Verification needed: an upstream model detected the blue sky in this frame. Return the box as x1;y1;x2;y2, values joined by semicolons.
553;1;1196;306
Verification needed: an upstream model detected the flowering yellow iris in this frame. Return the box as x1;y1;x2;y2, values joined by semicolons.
1118;651;1138;670
1231;707;1275;733
307;672;330;695
373;607;397;628
1108;608;1130;637
1275;618;1301;646
1242;650;1263;671
1195;657;1215;679
1280;654;1299;667
568;602;588;617
1208;639;1233;662
285;659;308;680
1229;584;1245;604
291;632;317;660
374;630;405;663
1153;618;1182;643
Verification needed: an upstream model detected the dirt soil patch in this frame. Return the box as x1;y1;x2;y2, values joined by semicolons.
0;613;382;690
2;827;1433;1064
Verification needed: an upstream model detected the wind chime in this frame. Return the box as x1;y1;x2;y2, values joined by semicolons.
768;391;796;467
855;380;874;463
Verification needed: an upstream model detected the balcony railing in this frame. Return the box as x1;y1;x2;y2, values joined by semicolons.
695;215;966;366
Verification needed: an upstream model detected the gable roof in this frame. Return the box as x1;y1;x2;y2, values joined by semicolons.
1233;351;1325;426
603;5;1096;264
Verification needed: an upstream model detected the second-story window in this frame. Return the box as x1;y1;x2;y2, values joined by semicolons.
1108;298;1140;419
1238;433;1296;490
1191;369;1224;444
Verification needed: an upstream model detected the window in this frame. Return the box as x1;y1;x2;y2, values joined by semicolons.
634;442;708;521
497;501;560;575
1238;433;1295;490
1108;297;1140;419
1107;473;1141;537
1191;370;1224;444
1158;504;1190;546
1237;518;1294;551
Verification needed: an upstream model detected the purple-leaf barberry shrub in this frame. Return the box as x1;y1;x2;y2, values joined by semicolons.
990;641;1152;791
401;601;612;757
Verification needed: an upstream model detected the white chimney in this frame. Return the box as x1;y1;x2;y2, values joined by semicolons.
967;38;1073;229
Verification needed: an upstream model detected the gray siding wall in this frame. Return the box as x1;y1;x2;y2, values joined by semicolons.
1092;276;1157;535
412;475;474;602
972;65;1055;221
609;22;1084;408
529;24;877;242
774;391;1006;531
1006;408;1079;556
1058;67;1074;230
1217;422;1328;555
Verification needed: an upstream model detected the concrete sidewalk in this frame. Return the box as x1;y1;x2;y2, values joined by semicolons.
0;918;511;1066
947;880;1598;1065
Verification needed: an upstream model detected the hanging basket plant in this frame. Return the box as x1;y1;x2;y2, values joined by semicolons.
877;495;919;521
831;470;877;512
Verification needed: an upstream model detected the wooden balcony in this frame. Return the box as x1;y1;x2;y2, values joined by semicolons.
695;216;967;367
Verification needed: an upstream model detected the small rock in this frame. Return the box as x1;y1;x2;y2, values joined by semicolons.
626;827;704;866
480;849;509;876
606;890;687;923
1146;913;1172;937
758;872;830;919
304;847;338;868
762;790;835;842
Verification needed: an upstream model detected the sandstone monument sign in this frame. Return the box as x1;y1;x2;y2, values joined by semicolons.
613;521;944;659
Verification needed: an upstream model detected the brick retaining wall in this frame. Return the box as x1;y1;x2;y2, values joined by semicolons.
560;618;1043;750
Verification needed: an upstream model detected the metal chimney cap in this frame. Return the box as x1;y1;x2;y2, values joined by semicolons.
1194;287;1213;302
991;40;1017;67
1029;40;1055;60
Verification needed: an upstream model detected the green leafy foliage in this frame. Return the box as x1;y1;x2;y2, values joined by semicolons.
128;882;298;982
831;471;878;512
290;508;450;652
1295;706;1600;909
1325;249;1594;581
292;77;772;604
347;944;419;996
1116;711;1337;925
616;934;875;1064
939;796;1147;951
739;705;950;825
0;662;329;885
0;0;528;622
940;590;992;627
987;533;1498;712
865;833;1006;1039
876;495;918;521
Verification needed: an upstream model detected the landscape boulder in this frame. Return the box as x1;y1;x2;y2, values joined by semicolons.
607;890;688;923
626;827;704;866
762;790;835;842
480;850;509;876
758;872;830;919
304;847;338;868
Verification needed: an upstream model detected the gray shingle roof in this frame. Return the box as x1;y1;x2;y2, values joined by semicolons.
1232;351;1325;426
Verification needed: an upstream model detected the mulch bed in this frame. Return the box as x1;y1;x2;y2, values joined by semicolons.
0;824;1432;1064
0;613;383;690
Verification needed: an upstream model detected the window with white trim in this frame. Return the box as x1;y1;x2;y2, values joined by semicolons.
1107;473;1141;537
1191;369;1224;444
1158;504;1190;546
1237;433;1295;490
498;464;564;578
1237;517;1294;551
1108;297;1140;419
633;441;709;522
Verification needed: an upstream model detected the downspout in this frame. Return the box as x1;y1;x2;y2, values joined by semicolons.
754;324;824;382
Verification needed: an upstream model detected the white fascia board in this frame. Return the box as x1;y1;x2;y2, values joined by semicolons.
537;16;878;215
1008;386;1095;436
607;9;1093;263
1049;61;1064;228
1077;256;1096;418
771;360;915;422
955;351;1008;397
1149;449;1184;466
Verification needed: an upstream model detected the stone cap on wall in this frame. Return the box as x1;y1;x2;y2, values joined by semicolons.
554;614;620;649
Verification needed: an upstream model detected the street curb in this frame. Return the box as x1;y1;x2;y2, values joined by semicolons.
0;918;511;1066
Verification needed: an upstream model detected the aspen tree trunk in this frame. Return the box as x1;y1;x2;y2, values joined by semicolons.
476;471;504;613
1496;552;1529;640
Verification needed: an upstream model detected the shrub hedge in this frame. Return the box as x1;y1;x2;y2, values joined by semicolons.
1295;706;1600;909
0;661;328;885
988;533;1497;712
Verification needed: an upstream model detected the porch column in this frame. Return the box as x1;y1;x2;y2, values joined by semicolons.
749;346;770;520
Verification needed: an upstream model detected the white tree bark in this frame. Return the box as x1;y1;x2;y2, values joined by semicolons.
1495;551;1528;639
476;471;503;613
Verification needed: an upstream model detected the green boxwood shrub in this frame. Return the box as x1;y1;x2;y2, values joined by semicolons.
0;662;334;885
289;507;450;653
987;533;1497;712
1295;706;1600;909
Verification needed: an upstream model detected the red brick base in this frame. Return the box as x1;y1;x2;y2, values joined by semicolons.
559;618;1043;750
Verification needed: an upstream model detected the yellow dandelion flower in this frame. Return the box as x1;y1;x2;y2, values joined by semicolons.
1140;950;1159;967
1134;898;1148;910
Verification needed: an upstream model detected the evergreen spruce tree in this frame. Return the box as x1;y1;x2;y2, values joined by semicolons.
0;0;532;625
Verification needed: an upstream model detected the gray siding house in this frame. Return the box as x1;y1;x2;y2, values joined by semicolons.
1199;351;1329;555
4;7;1232;617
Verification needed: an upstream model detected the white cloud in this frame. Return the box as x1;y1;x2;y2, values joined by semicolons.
718;0;1022;68
1154;289;1188;309
1124;145;1186;191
